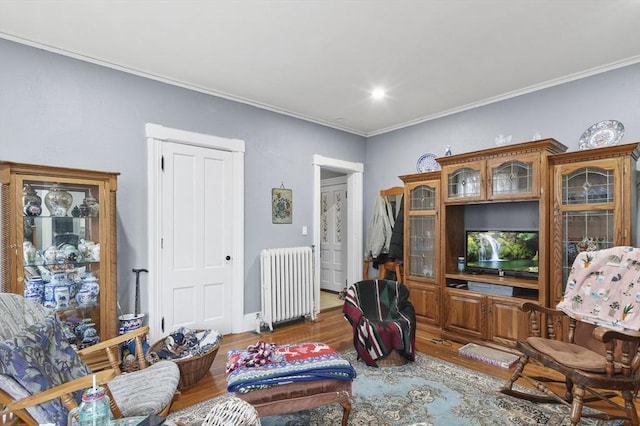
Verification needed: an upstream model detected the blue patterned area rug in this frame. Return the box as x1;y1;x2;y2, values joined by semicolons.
168;348;621;426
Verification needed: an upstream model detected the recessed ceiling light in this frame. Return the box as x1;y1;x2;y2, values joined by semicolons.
371;88;386;100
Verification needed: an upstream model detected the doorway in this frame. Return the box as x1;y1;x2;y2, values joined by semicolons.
313;155;363;316
145;123;245;342
320;174;347;293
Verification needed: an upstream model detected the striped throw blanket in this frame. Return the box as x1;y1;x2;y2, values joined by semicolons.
226;342;356;393
343;279;416;367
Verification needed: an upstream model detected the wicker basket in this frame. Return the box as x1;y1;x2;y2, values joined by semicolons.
201;396;260;426
150;333;221;390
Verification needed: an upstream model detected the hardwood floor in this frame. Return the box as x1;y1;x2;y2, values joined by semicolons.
170;306;513;412
320;289;344;310
169;306;354;412
169;307;635;419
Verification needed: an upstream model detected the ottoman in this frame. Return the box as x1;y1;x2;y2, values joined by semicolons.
237;378;352;426
226;342;355;426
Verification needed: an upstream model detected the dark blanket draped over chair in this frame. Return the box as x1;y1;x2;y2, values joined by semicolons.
343;279;416;367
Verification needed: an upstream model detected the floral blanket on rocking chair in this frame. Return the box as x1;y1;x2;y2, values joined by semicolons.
557;246;640;332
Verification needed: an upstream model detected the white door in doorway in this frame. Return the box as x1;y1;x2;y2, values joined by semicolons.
320;177;347;293
161;141;233;334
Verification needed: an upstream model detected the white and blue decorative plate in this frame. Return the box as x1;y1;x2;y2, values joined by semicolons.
578;120;624;150
416;153;440;173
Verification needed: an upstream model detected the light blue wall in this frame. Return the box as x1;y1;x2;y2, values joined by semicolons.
364;63;640;252
0;39;366;315
2;38;639;319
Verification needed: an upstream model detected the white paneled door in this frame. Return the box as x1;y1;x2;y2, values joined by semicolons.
320;177;348;293
161;141;233;334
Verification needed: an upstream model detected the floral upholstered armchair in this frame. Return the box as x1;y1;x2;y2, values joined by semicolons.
0;293;180;425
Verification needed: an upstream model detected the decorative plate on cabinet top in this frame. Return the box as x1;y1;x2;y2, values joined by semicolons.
416;153;440;173
578;120;624;150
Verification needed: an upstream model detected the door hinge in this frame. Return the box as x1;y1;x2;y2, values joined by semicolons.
161;238;163;249
161;317;165;333
161;155;164;171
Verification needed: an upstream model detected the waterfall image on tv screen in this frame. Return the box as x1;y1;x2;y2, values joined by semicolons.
465;230;539;277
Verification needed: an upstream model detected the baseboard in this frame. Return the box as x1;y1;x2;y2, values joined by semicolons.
240;312;262;333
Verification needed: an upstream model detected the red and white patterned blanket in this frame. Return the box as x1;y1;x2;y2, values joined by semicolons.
226;342;356;393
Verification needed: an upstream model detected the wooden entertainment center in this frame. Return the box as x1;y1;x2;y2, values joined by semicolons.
399;139;639;348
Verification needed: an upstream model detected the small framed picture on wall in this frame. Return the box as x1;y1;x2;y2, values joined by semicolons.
272;187;292;224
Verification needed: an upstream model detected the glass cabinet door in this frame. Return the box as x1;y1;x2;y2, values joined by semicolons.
20;176;104;349
559;166;615;287
446;167;481;200
408;184;438;279
487;153;540;200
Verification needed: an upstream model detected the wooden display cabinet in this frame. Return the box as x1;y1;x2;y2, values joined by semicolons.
549;143;638;305
437;139;567;347
399;171;441;331
0;162;119;347
441;140;565;204
443;284;535;346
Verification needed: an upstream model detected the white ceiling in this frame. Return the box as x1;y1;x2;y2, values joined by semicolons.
1;0;639;136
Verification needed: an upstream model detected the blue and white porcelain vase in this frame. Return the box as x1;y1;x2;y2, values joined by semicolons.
77;273;99;307
24;276;44;304
43;281;57;308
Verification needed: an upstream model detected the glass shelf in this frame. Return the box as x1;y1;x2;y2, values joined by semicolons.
21;179;103;349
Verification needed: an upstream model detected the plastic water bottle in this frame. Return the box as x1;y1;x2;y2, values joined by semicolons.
68;385;111;426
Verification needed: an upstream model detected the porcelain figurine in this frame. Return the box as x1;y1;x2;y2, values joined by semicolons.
23;241;36;265
83;190;100;217
91;243;100;261
78;239;96;260
44;245;60;264
59;243;81;263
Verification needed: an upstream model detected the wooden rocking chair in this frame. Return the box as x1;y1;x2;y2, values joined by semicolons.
0;293;181;425
501;246;640;425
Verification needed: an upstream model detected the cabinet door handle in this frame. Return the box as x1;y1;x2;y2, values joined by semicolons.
225;255;231;261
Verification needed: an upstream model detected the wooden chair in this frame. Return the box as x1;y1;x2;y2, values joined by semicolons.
0;293;181;425
501;246;640;425
363;259;403;283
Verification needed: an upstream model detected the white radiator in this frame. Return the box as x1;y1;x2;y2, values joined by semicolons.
260;246;316;331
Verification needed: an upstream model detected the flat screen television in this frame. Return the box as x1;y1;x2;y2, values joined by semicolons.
465;230;539;278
